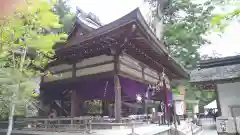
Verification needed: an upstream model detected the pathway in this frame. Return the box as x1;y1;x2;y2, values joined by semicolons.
200;118;217;135
202;128;217;135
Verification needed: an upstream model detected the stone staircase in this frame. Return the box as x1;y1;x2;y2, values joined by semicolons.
171;120;203;135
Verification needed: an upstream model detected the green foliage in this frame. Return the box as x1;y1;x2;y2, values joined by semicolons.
0;68;38;117
171;88;179;94
86;100;102;114
211;9;240;30
184;82;216;108
146;0;214;68
211;0;240;30
146;0;216;107
0;0;66;68
53;0;75;33
0;0;65;119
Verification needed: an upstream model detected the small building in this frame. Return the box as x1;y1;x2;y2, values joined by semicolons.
40;8;188;122
190;55;240;117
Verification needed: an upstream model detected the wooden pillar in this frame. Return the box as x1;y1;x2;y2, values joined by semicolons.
70;62;76;117
113;45;121;122
102;100;109;116
114;74;122;122
39;90;44;116
71;90;77;117
39;77;47;116
142;67;148;115
58;100;63;116
39;90;50;116
111;25;136;122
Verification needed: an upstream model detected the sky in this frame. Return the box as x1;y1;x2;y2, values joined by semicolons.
69;0;240;57
69;0;147;24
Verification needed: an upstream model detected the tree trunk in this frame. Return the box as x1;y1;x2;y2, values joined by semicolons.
6;102;15;135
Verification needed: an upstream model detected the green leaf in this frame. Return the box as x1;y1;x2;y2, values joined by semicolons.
211;8;240;30
0;0;66;118
147;0;214;67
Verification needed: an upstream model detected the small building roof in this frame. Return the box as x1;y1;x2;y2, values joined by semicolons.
190;55;240;83
66;8;103;43
199;55;240;69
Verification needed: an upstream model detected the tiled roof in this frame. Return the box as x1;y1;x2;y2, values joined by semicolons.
190;63;240;82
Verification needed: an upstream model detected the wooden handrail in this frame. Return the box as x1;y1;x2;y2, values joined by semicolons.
23;117;92;121
14;117;93;133
13;116;150;133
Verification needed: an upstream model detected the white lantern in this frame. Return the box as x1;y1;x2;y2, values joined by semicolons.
136;94;142;102
175;101;184;115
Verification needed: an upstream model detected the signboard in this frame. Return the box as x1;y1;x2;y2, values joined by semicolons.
175;101;184;115
220;120;227;132
193;104;199;113
217;118;228;133
216;117;237;133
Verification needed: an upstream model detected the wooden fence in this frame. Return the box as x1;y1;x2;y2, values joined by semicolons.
13;116;148;133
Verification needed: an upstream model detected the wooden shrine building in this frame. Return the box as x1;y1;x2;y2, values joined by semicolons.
190;55;240;117
40;8;188;122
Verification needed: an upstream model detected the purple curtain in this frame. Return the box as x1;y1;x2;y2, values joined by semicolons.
72;75;148;100
62;75;171;102
119;76;148;100
75;77;115;100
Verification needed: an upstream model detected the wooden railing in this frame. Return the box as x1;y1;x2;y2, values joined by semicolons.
15;116;149;132
17;117;93;133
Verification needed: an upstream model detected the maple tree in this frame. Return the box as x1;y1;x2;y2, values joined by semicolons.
0;0;65;134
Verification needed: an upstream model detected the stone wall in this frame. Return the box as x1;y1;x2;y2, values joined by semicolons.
217;82;240;117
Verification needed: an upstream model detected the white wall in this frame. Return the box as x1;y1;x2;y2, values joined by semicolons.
217;82;240;117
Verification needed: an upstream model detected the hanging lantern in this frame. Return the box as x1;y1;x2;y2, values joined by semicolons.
136;94;142;103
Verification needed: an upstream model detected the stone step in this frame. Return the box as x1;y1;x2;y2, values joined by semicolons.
176;123;203;135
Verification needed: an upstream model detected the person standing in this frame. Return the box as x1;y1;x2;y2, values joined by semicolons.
204;110;208;119
168;104;174;125
161;101;166;124
48;109;57;119
214;111;218;121
157;101;165;125
172;103;181;125
48;109;57;131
